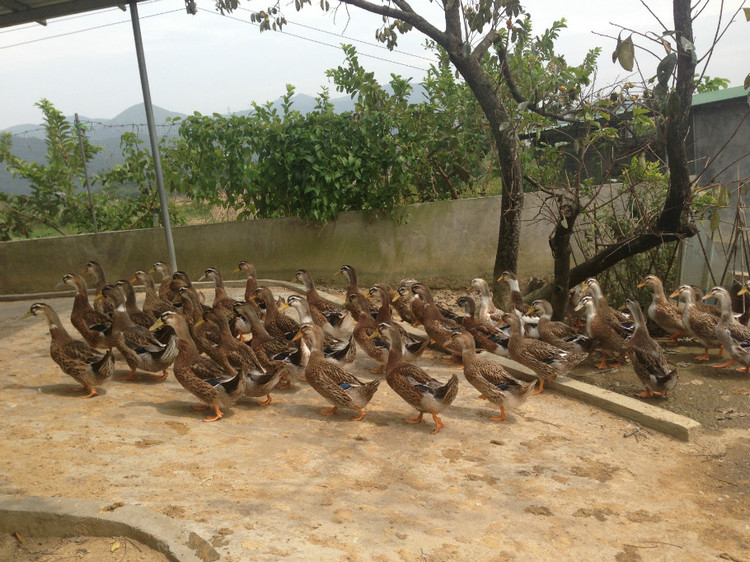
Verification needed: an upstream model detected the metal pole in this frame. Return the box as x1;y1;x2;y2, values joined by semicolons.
129;1;178;272
74;113;98;233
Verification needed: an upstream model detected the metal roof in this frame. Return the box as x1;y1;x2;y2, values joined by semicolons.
0;0;147;28
692;85;749;107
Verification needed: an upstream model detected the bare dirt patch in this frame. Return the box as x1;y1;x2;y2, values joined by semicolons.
1;288;749;561
0;534;168;561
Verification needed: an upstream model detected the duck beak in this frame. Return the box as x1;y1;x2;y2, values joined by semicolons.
700;293;713;301
668;290;680;299
291;330;303;342
149;318;164;332
636;280;647;288
278;303;290;312
739;286;749;296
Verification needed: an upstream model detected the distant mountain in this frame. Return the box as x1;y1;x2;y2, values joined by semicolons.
0;86;428;196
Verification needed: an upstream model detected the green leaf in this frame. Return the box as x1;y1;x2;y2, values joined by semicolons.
656;53;677;86
613;34;634;71
710;208;721;233
744;73;750;91
744;7;750;20
717;185;730;207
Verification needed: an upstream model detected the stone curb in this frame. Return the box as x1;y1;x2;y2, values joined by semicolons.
0;495;220;562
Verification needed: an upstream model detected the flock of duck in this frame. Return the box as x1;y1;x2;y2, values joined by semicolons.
23;260;750;434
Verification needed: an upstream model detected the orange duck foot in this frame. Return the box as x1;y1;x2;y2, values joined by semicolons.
119;369;137;381
430;411;445;434
319;406;338;416
713;359;736;369
595;357;609;370
694;349;711;361
79;384;98;399
370;365;385;375
152;370;169;382
260;394;272;406
667;332;688;346
404;412;424;424
533;380;545;395
203;403;224;422
489;406;507;421
635;389;654;398
735;365;750;373
351;407;367;421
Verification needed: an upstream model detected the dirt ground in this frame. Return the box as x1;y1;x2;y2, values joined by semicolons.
1;287;749;562
0;533;169;561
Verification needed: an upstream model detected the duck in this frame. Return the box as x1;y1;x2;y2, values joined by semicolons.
132;270;176;320
447;330;535;420
623;299;679;398
292;324;380;420
281;294;356;366
199;267;241;314
368;283;396;324
392;279;419;324
497;271;527;315
83;260;114;317
376;322;458;434
692;285;722;318
25;302;115;398
368;285;428;361
235;260;259;303
504;312;587;393
669;285;722;361
703;286;750;372
349;293;389;374
233;301;301;386
339;264;371;317
455;295;509;357
293;269;341;317
62;273;115;350
468;277;504;323
411;282;464;359
151;261;173;301
101;284;178;381
636;274;688;345
736;281;750;326
173;286;220;356
113;278;154;328
151;311;244;422
528;299;592;354
397;281;425;326
254;287;300;340
574;295;626;369
581;277;632;337
201;308;285;405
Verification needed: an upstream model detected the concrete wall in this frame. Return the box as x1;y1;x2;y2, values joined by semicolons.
0;194;558;296
681;93;750;288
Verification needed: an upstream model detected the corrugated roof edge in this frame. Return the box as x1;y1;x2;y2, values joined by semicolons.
692;85;749;107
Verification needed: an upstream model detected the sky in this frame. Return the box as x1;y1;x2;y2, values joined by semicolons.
0;0;747;130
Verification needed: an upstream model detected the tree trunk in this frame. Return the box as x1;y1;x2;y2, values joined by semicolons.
446;50;523;305
549;193;581;320
560;0;697;289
